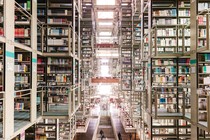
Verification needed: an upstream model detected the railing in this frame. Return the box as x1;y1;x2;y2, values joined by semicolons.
38;84;81;117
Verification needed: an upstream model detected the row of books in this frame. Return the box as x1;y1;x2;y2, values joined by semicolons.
157;28;176;36
201;66;210;73
198;3;210;12
16;54;25;62
153;19;177;26
48;28;69;36
179;58;190;64
49;3;71;8
48;47;69;52
179;67;190;73
48;58;71;65
153;67;176;74
48;10;71;16
198;29;207;38
179;29;190;36
0;62;2;71
158;97;176;104
37;58;45;64
179;18;190;25
153;75;176;83
198;40;206;48
47;18;69;24
15;103;24;110
48;38;68;46
178;10;190;17
48;96;68;104
178;76;190;83
153;9;177;16
15;28;30;37
156;48;176;52
15;65;29;72
178;38;191;46
198;16;206;25
15;75;29;84
156;38;177;46
199;54;210;61
178;1;190;8
19;0;31;11
48;75;71;83
47;70;72;74
154;59;176;65
37;9;45;16
37;67;45;74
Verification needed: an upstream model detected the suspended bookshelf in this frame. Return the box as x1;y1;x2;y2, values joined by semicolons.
36;119;57;140
197;53;210;131
37;55;46;117
142;3;149;59
37;0;73;53
15;1;31;47
43;57;72;115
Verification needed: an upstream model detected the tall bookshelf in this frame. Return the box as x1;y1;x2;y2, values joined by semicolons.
37;0;73;53
15;1;31;47
121;0;132;91
80;0;92;118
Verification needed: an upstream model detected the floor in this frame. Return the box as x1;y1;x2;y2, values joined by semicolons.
112;116;140;140
74;118;98;140
96;116;115;140
74;104;141;140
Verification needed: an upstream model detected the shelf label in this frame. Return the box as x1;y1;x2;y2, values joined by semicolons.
32;58;37;63
190;59;196;65
5;51;14;58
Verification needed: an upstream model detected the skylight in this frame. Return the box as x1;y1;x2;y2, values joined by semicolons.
98;11;114;19
96;0;115;5
98;22;113;26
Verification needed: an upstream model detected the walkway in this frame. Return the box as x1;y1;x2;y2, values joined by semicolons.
96;116;115;140
112;116;140;140
74;118;98;140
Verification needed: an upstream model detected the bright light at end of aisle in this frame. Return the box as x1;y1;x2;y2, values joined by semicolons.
97;84;112;95
100;65;110;77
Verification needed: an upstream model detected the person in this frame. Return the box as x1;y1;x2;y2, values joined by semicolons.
100;130;104;136
129;133;132;140
118;132;122;140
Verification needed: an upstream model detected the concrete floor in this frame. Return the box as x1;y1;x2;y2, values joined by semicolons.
74;118;98;140
112;116;140;140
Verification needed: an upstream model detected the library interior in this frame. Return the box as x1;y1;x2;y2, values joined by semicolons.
0;0;210;140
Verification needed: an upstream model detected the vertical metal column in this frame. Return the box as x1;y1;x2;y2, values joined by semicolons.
72;0;76;112
31;0;38;122
190;0;198;139
147;0;152;139
4;0;15;139
78;0;81;106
